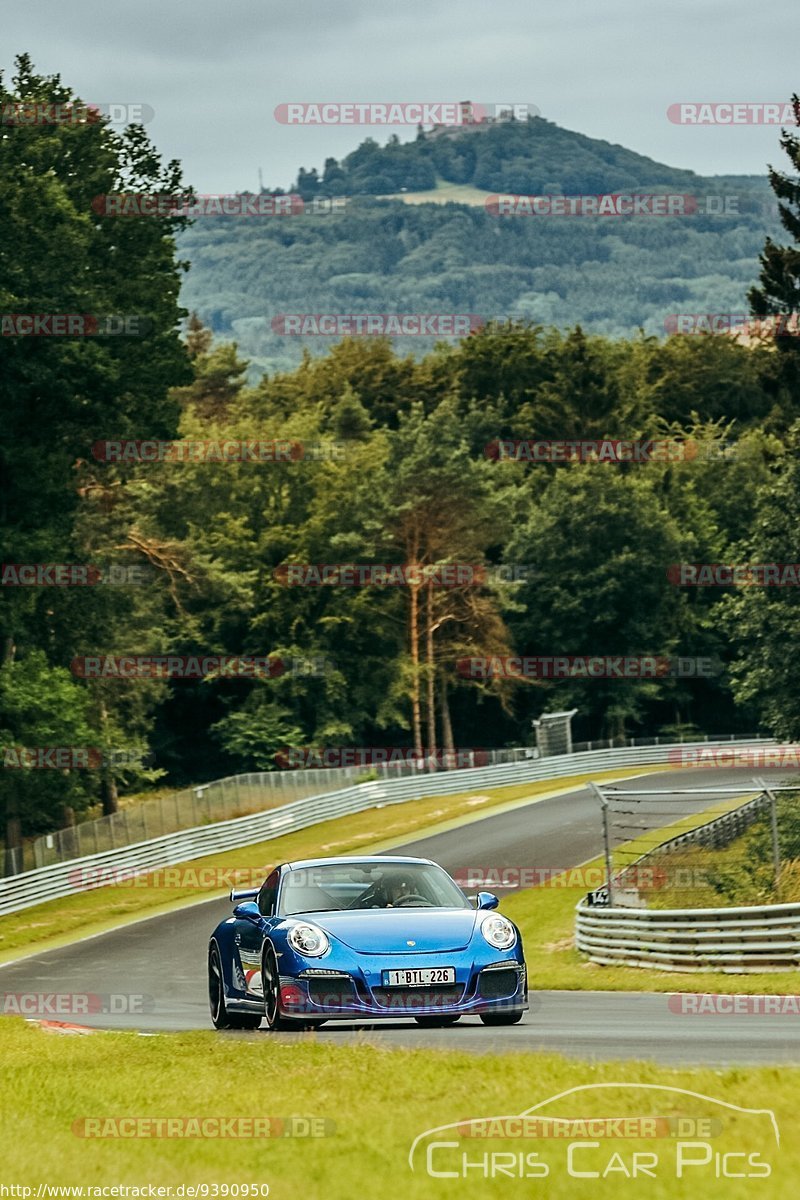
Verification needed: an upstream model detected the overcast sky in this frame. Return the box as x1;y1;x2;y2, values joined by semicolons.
2;0;797;192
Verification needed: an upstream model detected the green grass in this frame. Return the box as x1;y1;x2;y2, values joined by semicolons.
381;179;493;205
0;1019;792;1198
645;790;800;909
0;767;658;962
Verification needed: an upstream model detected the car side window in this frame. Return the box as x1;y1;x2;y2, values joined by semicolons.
257;869;280;916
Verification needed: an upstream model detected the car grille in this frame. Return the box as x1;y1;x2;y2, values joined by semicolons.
306;978;356;1005
478;969;520;1000
371;985;463;1009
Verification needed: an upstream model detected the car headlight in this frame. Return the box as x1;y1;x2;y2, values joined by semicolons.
287;923;330;957
480;914;516;950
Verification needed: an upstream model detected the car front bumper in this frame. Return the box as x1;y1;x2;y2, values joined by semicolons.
276;960;528;1019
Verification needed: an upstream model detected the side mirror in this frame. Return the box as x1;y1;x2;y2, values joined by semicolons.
233;901;262;920
476;891;499;910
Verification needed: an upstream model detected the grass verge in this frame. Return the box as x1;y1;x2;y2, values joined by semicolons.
646;788;800;909
0;767;658;962
0;1018;791;1198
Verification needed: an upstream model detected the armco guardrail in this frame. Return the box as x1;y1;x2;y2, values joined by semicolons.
576;900;800;973
0;737;773;917
28;747;542;872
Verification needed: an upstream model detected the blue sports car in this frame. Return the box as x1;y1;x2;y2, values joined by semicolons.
207;855;527;1030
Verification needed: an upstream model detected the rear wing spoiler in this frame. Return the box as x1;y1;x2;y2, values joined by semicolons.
230;887;259;903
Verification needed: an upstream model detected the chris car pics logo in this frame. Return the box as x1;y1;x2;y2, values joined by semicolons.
409;1083;778;1180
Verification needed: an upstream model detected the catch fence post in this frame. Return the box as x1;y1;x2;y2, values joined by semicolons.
755;776;781;894
591;782;614;907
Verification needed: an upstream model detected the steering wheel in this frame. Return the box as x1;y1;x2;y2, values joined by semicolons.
393;892;430;907
347;887;386;909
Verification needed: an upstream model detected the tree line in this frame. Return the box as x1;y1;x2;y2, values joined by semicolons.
3;58;800;844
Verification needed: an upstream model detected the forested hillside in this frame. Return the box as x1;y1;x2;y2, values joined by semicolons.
180;118;780;374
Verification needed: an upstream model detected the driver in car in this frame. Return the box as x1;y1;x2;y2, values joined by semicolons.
351;872;423;908
385;874;414;906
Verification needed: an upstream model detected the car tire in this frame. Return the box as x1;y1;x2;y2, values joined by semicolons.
479;1009;525;1026
261;944;320;1031
208;943;262;1030
414;1015;461;1028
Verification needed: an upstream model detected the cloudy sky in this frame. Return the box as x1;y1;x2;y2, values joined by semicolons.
2;0;798;192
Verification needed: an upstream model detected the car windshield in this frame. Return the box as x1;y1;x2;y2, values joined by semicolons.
277;861;470;915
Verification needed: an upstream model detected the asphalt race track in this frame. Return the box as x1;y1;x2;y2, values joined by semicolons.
2;766;798;1065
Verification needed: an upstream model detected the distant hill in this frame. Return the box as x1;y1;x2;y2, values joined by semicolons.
290;116;709;197
178;117;781;375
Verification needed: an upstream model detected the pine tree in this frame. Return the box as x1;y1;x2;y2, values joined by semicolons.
749;94;800;331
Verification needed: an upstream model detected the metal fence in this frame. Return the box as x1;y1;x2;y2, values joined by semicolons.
615;790;774;890
26;748;541;874
576;777;800;972
21;733;761;874
592;779;780;906
0;737;772;918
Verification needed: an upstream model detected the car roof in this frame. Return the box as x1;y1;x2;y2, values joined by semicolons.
282;855;435;871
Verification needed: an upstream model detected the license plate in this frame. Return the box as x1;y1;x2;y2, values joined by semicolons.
383;967;455;987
